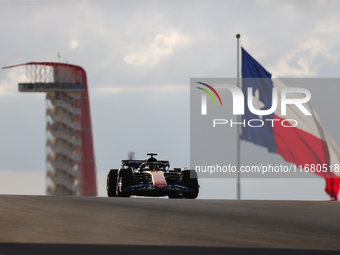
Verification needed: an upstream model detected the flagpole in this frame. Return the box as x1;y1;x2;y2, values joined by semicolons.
236;33;241;200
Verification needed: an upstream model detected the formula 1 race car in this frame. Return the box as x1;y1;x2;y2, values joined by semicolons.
107;153;199;199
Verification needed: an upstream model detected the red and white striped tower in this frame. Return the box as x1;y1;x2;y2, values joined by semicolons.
2;62;97;196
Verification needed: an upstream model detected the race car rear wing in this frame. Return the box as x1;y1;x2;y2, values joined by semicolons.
121;160;170;168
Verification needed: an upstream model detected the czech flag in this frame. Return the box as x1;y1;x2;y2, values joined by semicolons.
241;47;340;200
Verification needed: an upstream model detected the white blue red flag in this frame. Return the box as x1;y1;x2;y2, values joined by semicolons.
241;48;340;200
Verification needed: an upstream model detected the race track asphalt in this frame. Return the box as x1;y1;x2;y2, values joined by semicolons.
0;195;339;255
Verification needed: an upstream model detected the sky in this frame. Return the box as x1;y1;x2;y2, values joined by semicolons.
0;0;340;199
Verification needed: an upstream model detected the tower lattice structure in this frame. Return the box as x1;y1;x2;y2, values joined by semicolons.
3;62;97;196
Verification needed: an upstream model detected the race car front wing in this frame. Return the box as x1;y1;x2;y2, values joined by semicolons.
125;184;192;192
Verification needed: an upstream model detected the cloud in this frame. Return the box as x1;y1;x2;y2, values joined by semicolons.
268;22;340;77
0;68;26;96
316;0;328;6
124;31;190;67
69;39;79;49
94;85;189;94
94;84;188;94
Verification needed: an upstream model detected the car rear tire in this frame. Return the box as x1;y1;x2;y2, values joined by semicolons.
182;170;199;199
116;169;133;197
107;169;118;197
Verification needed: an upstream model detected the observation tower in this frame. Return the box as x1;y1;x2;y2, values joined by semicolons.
2;62;97;196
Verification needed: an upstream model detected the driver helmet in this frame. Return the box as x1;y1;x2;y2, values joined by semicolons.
147;157;157;163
